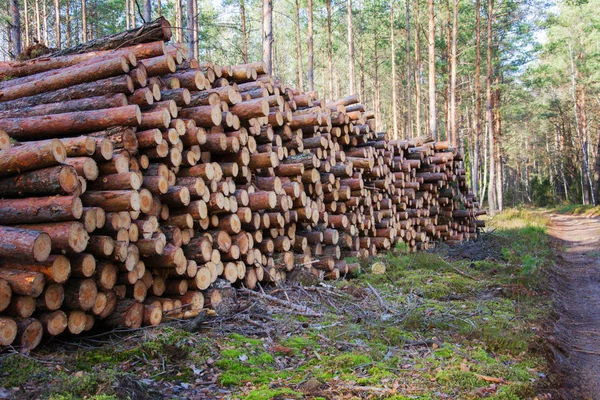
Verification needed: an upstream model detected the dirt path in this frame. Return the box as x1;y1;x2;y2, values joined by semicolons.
548;213;600;399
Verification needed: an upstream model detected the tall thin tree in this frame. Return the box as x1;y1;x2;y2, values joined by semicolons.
54;0;60;48
81;0;86;42
472;0;481;197
307;0;314;91
486;0;496;212
294;0;303;90
326;0;333;100
428;0;437;139
262;0;273;74
241;0;248;63
186;0;194;59
414;0;422;137
390;0;399;139
449;0;458;146
142;0;151;22
347;0;355;94
10;0;21;57
406;0;413;137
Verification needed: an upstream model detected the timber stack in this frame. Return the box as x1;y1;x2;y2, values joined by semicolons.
0;18;485;350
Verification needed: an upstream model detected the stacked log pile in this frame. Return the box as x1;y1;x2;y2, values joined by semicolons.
0;19;484;350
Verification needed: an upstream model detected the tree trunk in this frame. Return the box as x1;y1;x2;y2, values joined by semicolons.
192;0;198;59
81;0;86;42
186;0;194;59
428;0;437;139
327;0;333;99
405;0;412;137
43;0;48;44
25;0;30;48
176;0;183;43
262;0;272;74
414;0;422;137
449;0;458;147
307;0;314;91
294;0;303;90
54;0;60;49
35;0;41;42
390;0;398;139
142;0;151;22
10;0;22;58
241;0;248;63
347;0;355;94
486;0;496;213
65;0;70;46
157;0;161;16
472;0;481;198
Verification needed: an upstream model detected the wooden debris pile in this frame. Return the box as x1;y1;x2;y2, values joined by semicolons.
0;18;484;350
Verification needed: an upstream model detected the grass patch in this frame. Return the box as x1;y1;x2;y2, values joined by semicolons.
554;204;600;216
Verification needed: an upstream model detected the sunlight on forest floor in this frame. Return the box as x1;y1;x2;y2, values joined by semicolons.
0;209;556;399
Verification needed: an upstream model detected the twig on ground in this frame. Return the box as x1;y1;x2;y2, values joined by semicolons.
366;282;389;311
239;287;323;317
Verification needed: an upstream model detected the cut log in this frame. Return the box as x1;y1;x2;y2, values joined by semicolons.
36;284;64;311
0;195;82;224
104;299;144;328
63;278;97;311
0;317;17;346
0;226;52;262
14;222;88;253
0;255;70;284
15;318;43;350
0;106;141;141
0;139;66;177
39;310;68;335
0;166;79;197
49;17;172;57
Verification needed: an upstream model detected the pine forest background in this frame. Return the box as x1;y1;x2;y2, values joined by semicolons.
0;0;599;213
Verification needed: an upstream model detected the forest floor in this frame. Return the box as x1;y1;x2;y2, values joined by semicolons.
2;208;597;399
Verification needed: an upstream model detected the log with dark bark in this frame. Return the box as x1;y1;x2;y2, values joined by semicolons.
48;17;172;57
0;226;52;262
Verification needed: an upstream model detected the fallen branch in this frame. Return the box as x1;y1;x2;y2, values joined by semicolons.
238;287;323;317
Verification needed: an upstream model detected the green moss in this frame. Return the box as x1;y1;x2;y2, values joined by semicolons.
0;355;50;387
243;386;302;400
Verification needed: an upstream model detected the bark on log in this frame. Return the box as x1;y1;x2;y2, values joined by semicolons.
0;226;52;262
0;195;82;224
48;17;172;57
0;106;141;140
0;139;67;177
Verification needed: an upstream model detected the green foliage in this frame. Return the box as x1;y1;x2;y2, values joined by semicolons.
530;175;555;207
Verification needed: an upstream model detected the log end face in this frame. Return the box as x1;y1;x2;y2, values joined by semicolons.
0;317;17;346
33;233;52;263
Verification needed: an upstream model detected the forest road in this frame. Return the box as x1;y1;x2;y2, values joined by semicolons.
548;213;600;399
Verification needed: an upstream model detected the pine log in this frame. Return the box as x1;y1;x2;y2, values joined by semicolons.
0;56;130;102
104;299;144;328
0;226;52;262
39;310;68;336
0;94;128;119
0;106;141;140
0;139;67;177
0;166;80;198
0;317;17;346
63;278;97;311
49;17;172;57
14;222;88;254
0;195;82;224
0;255;70;284
0;75;135;111
14;318;43;350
